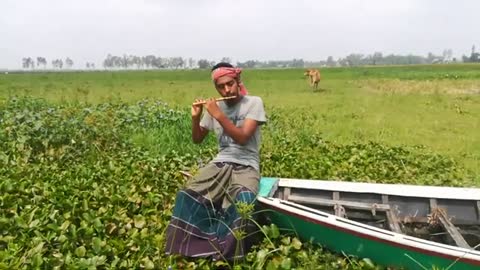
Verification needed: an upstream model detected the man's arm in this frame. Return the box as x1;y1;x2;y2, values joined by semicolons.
192;116;209;144
215;115;258;145
191;100;209;144
204;99;259;145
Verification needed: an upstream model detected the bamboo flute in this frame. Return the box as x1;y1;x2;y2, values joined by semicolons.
192;96;236;106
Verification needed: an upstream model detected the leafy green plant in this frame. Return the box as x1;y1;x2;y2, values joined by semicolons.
0;96;475;269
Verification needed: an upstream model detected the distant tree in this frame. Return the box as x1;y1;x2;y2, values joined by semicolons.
22;57;35;69
371;52;383;65
151;56;164;68
121;54;128;68
442;49;453;62
188;57;196;69
22;58;28;69
108;55;120;68
65;58;74;68
345;54;364;66
426;52;434;63
470;45;480;62
86;62;96;69
337;58;349;67
326;56;336;67
237;60;257;68
220;57;232;64
36;57;47;68
132;56;142;69
103;54;113;69
318;60;327;67
197;59;211;69
144;55;156;68
52;59;63;69
85;62;96;69
291;58;304;68
170;57;184;69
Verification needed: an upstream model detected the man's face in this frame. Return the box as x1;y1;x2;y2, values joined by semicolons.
214;75;239;98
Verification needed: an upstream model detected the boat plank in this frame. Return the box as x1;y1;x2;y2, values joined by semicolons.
333;192;343;217
430;198;470;248
430;198;438;210
283;188;291;200
288;195;390;211
477;201;480;221
401;216;479;226
437;208;471;249
278;178;480;200
383;195;403;234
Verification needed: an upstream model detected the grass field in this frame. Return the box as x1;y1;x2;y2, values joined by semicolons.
1;64;479;177
1;64;480;269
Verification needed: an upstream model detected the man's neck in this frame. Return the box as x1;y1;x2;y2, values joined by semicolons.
226;95;244;107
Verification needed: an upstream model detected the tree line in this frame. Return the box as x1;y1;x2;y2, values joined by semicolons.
20;46;480;70
21;57;76;69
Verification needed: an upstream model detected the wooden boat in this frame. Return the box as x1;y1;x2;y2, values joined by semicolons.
257;177;480;269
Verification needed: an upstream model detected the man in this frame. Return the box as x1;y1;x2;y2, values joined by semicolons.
304;68;321;90
165;62;267;260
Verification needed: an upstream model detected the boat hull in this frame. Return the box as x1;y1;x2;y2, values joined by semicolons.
258;178;480;270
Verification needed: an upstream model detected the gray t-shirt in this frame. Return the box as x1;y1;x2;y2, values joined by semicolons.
200;95;267;171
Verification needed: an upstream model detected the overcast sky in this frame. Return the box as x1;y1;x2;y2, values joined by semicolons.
1;0;479;69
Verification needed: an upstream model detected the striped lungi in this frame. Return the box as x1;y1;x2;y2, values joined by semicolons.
165;162;260;260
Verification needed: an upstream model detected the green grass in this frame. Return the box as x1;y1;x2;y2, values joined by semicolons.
1;77;478;269
1;64;479;177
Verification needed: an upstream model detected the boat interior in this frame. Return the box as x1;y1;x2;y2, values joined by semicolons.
271;184;480;250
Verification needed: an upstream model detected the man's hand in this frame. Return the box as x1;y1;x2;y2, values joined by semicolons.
204;98;223;120
191;99;204;119
192;98;208;144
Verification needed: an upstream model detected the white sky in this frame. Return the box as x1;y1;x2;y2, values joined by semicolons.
1;0;479;69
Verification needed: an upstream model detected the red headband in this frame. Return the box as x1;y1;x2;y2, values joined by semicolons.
211;67;241;81
211;67;249;95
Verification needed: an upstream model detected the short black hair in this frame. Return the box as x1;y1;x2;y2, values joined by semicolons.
211;62;233;71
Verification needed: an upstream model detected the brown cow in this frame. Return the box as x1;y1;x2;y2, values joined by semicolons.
304;69;321;90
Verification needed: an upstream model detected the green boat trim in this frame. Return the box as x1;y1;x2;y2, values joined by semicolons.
257;178;480;269
258;197;480;269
